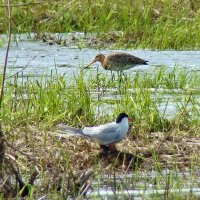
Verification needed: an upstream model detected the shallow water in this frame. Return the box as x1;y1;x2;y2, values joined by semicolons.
1;33;200;76
1;34;200;119
88;169;200;199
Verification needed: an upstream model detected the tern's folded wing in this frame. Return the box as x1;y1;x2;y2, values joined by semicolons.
83;122;117;135
82;122;122;145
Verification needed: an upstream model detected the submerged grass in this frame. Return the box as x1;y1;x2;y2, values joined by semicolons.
1;67;200;198
1;0;200;49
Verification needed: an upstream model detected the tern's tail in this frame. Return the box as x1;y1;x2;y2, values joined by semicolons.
57;124;83;136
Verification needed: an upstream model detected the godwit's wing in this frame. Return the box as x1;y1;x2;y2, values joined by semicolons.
107;52;148;65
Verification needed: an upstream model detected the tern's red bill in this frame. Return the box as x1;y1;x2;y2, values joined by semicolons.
128;118;133;122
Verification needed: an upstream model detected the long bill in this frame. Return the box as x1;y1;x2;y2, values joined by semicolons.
84;59;97;69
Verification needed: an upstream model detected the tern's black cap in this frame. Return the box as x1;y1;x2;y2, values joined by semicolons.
116;113;129;123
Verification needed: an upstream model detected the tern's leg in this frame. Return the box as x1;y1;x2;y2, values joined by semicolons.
100;144;117;152
108;144;117;151
100;145;109;152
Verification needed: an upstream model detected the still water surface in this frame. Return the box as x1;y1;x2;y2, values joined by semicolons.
1;34;200;119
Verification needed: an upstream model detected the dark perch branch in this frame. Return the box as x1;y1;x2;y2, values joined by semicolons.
0;0;11;109
0;126;5;173
0;1;40;198
0;0;11;182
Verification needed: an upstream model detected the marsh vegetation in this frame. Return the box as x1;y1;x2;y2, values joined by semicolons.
0;0;200;199
0;0;200;49
1;67;200;198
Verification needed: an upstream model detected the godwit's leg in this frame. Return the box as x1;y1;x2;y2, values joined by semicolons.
111;70;115;81
117;71;123;83
123;72;127;81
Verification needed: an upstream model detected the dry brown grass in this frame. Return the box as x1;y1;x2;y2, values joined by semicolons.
2;123;199;197
5;124;200;172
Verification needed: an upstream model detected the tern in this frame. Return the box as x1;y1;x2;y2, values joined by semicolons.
84;52;148;71
60;113;133;151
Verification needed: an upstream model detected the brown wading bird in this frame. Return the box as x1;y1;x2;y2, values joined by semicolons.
84;52;148;71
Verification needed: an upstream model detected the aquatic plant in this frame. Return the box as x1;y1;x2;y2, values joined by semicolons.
0;0;200;49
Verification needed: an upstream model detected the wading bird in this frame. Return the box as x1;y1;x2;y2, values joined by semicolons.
84;52;148;71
